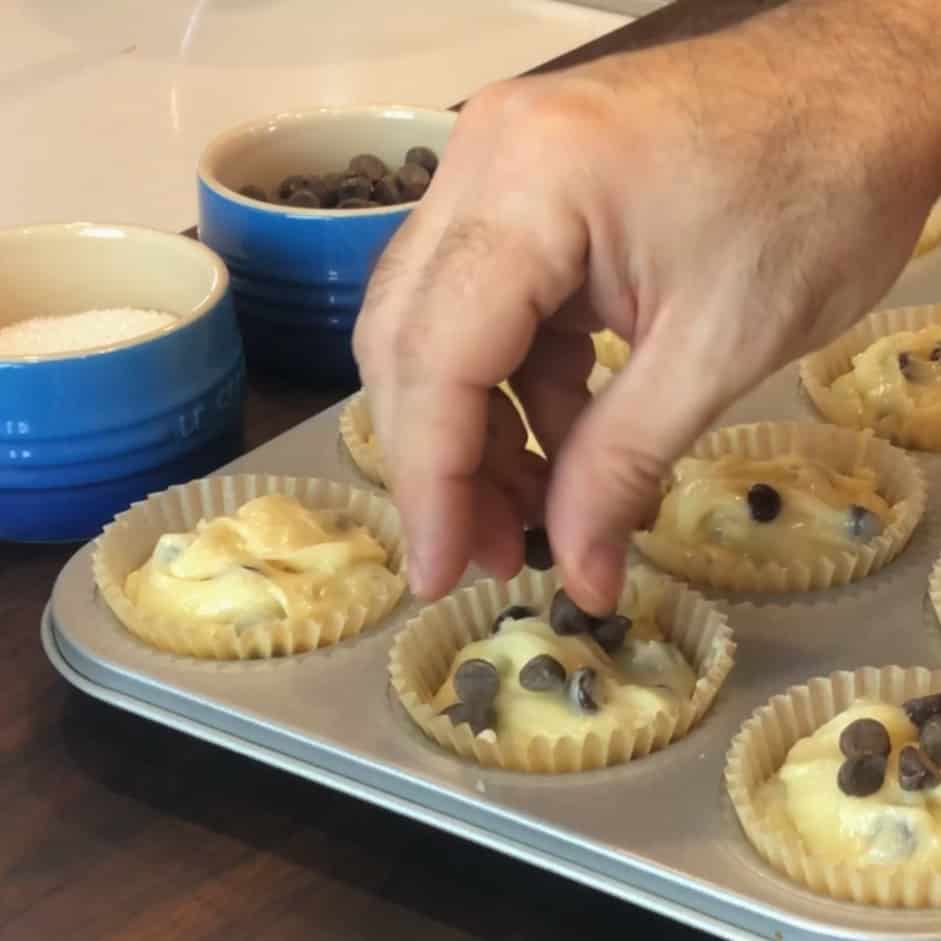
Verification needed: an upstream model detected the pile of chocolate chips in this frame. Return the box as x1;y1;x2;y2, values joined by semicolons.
836;693;941;797
238;146;438;210
440;590;633;734
900;693;941;790
441;658;499;735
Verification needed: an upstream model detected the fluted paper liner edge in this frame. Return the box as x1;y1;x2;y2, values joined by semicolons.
633;421;925;592
93;474;406;659
725;666;941;908
800;304;941;450
929;552;941;629
389;567;735;773
340;393;388;487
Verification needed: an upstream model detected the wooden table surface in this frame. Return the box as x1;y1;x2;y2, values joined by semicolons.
2;2;787;938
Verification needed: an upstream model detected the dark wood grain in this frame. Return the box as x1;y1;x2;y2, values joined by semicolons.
2;3;784;938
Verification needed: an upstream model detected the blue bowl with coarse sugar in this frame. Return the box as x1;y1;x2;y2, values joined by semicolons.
0;223;245;542
197;105;456;388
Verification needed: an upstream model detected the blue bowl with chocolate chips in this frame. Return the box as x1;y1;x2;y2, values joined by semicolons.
0;223;245;542
197;105;456;388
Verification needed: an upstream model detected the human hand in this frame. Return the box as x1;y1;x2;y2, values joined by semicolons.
353;0;941;614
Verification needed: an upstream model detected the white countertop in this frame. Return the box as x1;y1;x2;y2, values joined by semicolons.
2;0;626;233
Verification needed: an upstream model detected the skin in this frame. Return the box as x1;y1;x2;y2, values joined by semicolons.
353;0;941;615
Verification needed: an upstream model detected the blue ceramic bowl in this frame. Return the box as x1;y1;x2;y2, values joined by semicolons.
197;105;456;388
0;223;245;542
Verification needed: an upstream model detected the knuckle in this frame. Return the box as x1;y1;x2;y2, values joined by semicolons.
460;78;519;125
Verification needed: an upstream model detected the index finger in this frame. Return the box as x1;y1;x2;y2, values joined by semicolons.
356;213;582;599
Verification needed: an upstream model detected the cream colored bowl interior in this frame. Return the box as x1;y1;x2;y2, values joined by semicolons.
0;223;228;361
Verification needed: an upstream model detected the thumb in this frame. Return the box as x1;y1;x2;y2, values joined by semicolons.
546;310;753;614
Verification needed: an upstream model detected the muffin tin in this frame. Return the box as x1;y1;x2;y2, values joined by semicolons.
41;275;941;941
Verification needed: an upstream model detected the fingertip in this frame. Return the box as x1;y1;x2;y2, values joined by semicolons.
558;539;626;616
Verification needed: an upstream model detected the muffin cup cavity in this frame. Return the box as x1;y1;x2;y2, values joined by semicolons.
725;666;941;907
389;566;735;773
633;421;925;592
93;474;406;660
800;304;941;450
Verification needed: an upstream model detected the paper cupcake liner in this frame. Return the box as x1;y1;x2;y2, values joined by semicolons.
339;392;388;487
633;421;925;593
800;305;941;450
929;552;941;630
93;474;407;660
389;566;735;773
725;666;941;907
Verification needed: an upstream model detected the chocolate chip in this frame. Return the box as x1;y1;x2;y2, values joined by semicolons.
348;153;387;182
568;666;602;713
305;175;330;200
337;198;380;210
847;504;884;542
286;188;321;208
837;754;887;797
397;163;430;201
591;615;631;655
899;351;912;376
277;174;312;200
320;172;344;208
932;346;941;363
523;528;554;570
239;184;267;202
746;483;781;523
921;717;941;765
839;718;891;759
549;589;597;636
899;744;939;791
453;658;500;707
519;654;567;692
440;701;495;736
903;693;941;727
373;174;402;205
337;175;373;202
405;145;438;175
492;604;535;634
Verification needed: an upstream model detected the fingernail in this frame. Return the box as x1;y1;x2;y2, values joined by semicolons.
576;540;627;615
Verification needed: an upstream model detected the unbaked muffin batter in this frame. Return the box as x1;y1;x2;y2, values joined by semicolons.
125;494;402;630
829;324;941;427
591;329;630;371
432;578;696;739
756;698;941;866
649;454;891;566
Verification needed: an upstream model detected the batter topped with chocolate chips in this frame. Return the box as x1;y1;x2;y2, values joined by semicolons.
829;324;941;428
755;695;941;866
431;578;696;741
647;452;892;567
